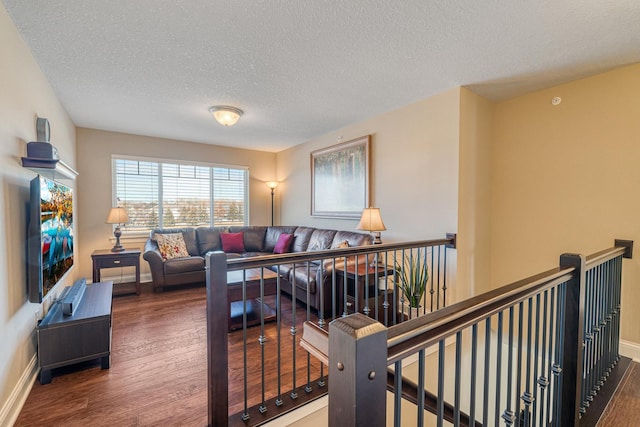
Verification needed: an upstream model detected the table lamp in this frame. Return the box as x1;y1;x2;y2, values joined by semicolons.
356;207;386;244
106;207;129;252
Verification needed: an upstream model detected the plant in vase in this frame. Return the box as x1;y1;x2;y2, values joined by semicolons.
396;248;429;319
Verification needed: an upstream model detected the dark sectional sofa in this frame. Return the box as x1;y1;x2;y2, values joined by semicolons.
143;225;373;312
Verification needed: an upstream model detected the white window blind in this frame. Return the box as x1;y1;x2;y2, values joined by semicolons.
113;158;248;233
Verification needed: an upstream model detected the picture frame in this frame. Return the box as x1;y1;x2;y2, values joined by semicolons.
311;135;370;218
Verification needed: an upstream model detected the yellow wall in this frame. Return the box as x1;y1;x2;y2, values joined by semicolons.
458;88;494;298
0;4;77;424
75;128;277;282
490;63;640;344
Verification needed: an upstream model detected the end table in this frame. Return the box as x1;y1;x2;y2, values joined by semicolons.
91;248;141;295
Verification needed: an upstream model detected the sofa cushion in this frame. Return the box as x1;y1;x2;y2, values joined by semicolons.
264;226;299;252
307;229;337;251
291;227;315;252
156;233;190;261
230;226;267;252
221;232;245;253
274;233;295;254
151;228;199;256
332;230;373;248
196;227;227;254
164;256;205;275
289;264;318;294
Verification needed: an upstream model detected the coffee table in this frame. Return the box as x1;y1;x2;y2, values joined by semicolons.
227;268;279;331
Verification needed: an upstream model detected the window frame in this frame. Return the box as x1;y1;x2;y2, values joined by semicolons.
111;155;250;236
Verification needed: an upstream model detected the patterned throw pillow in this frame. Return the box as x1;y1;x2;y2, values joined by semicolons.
156;233;190;261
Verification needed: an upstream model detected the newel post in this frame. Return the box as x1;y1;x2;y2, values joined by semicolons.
206;252;229;427
329;313;387;427
558;253;586;427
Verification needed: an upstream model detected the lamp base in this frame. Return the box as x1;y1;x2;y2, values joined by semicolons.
111;226;125;252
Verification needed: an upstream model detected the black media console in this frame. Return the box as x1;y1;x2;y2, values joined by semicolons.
37;281;113;384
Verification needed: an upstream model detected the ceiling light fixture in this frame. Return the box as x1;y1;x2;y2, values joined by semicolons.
209;105;243;126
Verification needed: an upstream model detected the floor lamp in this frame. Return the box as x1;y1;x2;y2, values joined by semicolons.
267;182;278;226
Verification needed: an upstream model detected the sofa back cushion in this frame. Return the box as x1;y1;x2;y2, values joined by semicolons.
307;229;337;251
196;227;228;254
264;226;299;252
291;227;315;252
150;228;199;256
229;226;267;252
332;230;374;248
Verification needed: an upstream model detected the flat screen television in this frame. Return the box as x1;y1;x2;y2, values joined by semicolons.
28;175;74;303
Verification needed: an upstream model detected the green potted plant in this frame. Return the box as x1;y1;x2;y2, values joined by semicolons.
396;248;429;317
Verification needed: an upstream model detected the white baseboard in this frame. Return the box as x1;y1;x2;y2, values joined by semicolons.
619;339;640;362
0;354;38;427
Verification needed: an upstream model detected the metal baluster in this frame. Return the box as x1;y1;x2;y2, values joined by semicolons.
546;287;556;426
470;323;478;425
522;297;533;426
429;248;435;312
418;349;425;427
276;267;283;407
537;289;550;425
594;264;603;396
552;282;567;424
394;361;402;427
483;317;491;426
305;262;312;394
259;271;267;414
455;331;462;426
495;312;503;427
242;270;249;420
437;339;445;427
532;294;541;426
502;307;515;426
342;256;348;317
515;302;523;426
436;246;441;310
290;263;297;400
442;245;448;308
584;267;594;409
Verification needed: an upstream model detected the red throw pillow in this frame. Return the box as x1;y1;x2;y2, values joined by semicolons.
220;232;245;253
273;233;294;254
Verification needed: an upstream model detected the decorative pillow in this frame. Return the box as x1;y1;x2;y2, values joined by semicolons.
273;233;294;254
220;232;245;253
156;233;190;261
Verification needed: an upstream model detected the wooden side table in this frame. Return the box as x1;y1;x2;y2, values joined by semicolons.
91;248;141;295
335;263;396;324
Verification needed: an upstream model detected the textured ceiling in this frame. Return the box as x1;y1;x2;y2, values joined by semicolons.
4;0;640;152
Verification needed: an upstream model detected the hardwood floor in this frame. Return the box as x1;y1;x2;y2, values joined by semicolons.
15;282;322;427
598;361;640;426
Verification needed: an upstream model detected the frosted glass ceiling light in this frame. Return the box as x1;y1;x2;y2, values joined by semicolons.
209;105;243;126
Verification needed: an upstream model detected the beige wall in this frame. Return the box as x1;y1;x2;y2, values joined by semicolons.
458;88;494;298
276;88;462;299
490;63;640;344
75;128;277;282
0;4;77;424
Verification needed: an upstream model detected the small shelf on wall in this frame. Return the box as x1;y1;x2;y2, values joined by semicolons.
21;157;78;182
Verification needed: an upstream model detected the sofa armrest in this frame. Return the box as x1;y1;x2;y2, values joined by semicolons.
143;239;165;286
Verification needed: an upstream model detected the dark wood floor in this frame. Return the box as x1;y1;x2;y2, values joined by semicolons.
15;282;322;426
598;361;640;426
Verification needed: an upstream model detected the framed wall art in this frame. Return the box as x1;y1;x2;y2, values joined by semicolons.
310;135;370;218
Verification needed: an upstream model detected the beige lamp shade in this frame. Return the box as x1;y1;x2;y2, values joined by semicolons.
356;207;387;232
105;207;129;224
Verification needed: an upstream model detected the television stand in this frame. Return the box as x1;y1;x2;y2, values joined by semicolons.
37;281;113;384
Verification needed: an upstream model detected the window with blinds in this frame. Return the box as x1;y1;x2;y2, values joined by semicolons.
113;158;248;233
